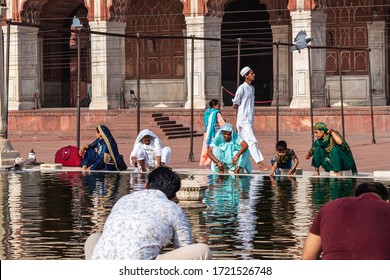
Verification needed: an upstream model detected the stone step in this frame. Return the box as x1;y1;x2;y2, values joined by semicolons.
157;120;176;125
168;133;203;139
159;124;184;129
165;130;198;136
154;117;170;121
162;127;190;132
149;112;202;140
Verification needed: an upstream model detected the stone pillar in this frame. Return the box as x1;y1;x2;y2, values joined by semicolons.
184;16;222;109
88;21;126;110
367;21;387;105
290;11;327;108
0;7;20;165
3;25;39;110
271;24;291;106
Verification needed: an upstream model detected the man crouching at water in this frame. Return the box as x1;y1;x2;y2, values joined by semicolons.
301;182;390;260
84;166;212;260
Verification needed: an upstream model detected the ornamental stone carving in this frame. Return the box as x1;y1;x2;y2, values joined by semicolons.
177;179;207;208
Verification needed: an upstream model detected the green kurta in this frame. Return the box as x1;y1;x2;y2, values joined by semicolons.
308;131;357;174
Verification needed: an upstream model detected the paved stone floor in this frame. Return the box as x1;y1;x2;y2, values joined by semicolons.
7;129;390;175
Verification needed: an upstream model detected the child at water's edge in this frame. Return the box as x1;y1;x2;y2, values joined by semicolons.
269;140;299;176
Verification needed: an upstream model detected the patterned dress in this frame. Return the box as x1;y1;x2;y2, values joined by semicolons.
92;190;192;260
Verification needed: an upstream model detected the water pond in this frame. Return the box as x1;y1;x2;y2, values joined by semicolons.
0;170;372;260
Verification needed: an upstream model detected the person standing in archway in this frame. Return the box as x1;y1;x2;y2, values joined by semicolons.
232;66;270;171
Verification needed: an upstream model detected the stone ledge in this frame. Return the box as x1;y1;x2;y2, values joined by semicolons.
280;168;303;175
40;163;63;170
373;170;390;178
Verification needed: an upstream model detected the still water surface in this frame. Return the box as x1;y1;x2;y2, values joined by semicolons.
0;170;368;260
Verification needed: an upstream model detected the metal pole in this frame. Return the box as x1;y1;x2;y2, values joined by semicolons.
136;33;141;134
220;86;224;108
367;48;376;144
236;38;241;88
188;35;195;162
338;47;345;138
76;29;81;149
117;88;120;109
308;46;314;144
5;19;10;139
275;42;280;142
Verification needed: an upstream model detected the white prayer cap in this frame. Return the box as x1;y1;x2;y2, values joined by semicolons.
240;66;251;77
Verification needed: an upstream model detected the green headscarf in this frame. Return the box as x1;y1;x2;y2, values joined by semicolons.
313;122;328;133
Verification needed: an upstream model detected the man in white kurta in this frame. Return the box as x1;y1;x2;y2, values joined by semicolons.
232;66;269;170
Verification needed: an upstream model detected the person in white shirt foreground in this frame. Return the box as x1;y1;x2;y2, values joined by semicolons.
130;129;171;172
84;166;212;260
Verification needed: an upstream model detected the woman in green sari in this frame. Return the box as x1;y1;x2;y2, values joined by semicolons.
305;122;357;176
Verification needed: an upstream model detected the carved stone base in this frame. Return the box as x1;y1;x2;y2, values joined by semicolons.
0;138;20;166
177;179;207;208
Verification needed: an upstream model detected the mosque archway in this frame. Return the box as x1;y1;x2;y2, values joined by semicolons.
221;0;273;106
20;0;91;108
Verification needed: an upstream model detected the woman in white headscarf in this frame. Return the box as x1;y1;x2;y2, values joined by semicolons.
130;129;171;172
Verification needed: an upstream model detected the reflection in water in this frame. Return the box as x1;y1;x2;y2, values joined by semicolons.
0;171;368;260
235;176;260;259
7;173;23;260
203;175;303;260
310;177;356;211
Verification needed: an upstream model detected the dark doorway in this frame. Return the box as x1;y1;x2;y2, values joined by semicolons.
39;3;91;108
221;0;273;106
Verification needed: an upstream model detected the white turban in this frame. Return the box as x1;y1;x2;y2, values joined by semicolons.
240;66;251;77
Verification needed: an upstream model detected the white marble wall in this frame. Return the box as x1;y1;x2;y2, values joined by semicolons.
125;79;186;107
367;21;387;105
4;25;39;110
184;16;222;109
290;11;327;108
271;25;291;106
89;21;126;110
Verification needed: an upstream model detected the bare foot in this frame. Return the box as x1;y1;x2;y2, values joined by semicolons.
81;165;88;170
258;162;271;171
334;171;342;176
234;167;241;174
313;168;320;176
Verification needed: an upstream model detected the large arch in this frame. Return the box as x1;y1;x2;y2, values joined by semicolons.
20;0;91;23
18;0;92;107
221;0;273;106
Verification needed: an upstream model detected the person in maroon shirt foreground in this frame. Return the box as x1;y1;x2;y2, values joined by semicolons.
301;182;390;260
